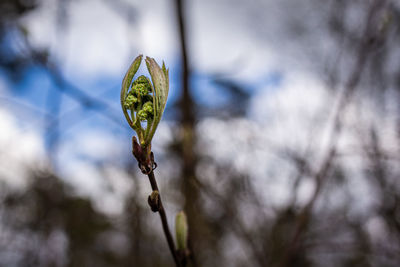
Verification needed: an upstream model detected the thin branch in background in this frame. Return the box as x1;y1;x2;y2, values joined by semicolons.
279;0;389;266
174;0;199;265
193;174;268;267
44;78;62;155
18;33;124;126
0;96;54;124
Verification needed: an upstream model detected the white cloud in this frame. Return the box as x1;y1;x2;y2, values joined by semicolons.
55;128;136;215
21;0;364;89
197;70;399;208
0;108;47;189
23;0;178;81
20;0;343;86
58;159;134;215
23;0;130;79
137;0;179;62
188;0;341;81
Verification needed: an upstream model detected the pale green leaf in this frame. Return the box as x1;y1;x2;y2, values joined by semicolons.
121;55;143;128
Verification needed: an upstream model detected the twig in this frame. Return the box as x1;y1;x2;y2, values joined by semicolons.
174;0;198;265
147;171;182;267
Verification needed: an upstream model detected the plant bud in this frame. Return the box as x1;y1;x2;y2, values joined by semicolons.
175;211;188;251
121;55;169;146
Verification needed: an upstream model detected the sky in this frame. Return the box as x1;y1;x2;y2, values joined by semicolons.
1;0;398;216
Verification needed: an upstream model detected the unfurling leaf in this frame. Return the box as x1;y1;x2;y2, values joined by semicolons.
121;55;169;147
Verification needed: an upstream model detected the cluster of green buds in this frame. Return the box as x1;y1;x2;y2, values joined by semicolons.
121;55;169;173
123;75;154;122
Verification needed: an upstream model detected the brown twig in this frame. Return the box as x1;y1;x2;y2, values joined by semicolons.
174;0;198;266
146;170;182;267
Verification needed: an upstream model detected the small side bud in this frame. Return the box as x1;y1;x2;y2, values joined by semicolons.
148;190;160;212
175;211;188;251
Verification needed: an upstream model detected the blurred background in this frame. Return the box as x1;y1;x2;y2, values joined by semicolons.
0;0;400;266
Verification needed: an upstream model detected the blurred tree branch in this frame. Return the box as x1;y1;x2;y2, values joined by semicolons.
279;1;390;266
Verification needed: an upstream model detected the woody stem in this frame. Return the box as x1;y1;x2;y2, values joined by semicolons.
147;170;181;267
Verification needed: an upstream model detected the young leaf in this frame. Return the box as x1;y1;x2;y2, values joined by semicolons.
121;55;143;128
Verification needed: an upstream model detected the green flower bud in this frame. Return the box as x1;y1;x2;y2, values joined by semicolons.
135;75;151;87
124;94;138;110
132;75;152;97
137;102;153;121
137;110;147;121
142;101;154;116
